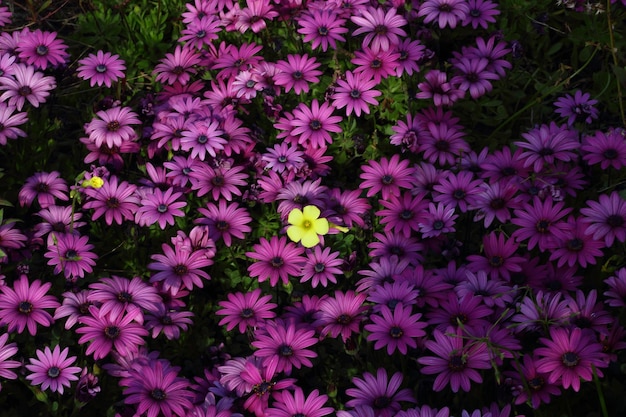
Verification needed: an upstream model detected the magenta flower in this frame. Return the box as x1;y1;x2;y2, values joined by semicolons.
376;191;428;238
290;99;342;148
239;358;296;417
154;45;201;85
470;181;522;228
53;290;93;330
314;290;369;341
427;292;493;333
83;176;139;225
0;333;21;382
416;69;464;107
179;15;220;49
44;233;98;279
433;170;483;213
510;291;571;334
246;236;305;287
462;0;500;29
300;246;343;288
511;196;572;252
345;368;415;417
364;304;427;355
252;318;318;374
144;304;194;340
135;187;187;229
0;275;59;335
274;54;322;94
450;56;499;99
189;164;248;201
535;327;608;392
580;191;626;246
352;47;400;84
554;90;599;125
180;119;226;160
216;289;277;333
350;6;407;52
89;275;162;324
0;63;56;110
76;306;149;360
418;202;458;238
0;102;27;145
331;71;382;117
268;387;334;417
418;0;470;29
19;171;68;208
466;232;525;281
25;345;82;394
514;122;579;173
148;243;213;296
120;359;195;417
417;327;492;392
604;267;626;308
297;8;348;52
581;128;626;170
235;0;278;33
17;29;68;69
85;106;140;148
196;200;252;247
212;41;263;80
77;50;126;87
549;215;605;268
509;354;561;409
360;154;415;201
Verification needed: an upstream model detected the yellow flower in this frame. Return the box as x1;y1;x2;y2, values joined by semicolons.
81;176;104;189
287;205;329;248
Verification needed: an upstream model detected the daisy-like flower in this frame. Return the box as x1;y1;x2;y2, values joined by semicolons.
419;202;458;238
470;181;522;228
262;142;305;174
433;170;483;213
240;358;296;417
301;246;343;288
418;0;470;29
153;45;201;85
44;233;98;280
368;232;424;265
581;128;626;170
455;270;514;309
212;41;263;80
0;333;21;382
345;368;415;417
268;387;334;417
323;187;371;228
567;289;613;333
427;292;493;333
511;196;572;252
77;50;126;87
89;275;162;324
416;69;465;107
120;359;195;417
17;29;68;70
549;216;605;268
510;290;571;334
180;119;226;161
247;236;305;287
394;38;427;78
189;163;248;201
480;147;529;184
297;8;348;52
462;0;500;29
466;232;525;281
252;318;318;374
553;90;599;125
148;243;213;296
76;306;149;360
19;171;69;208
0;63;56;110
417;327;492;392
364;304;427;355
604;267;626;308
83;176;139;225
0;102;27;145
0;275;59;335
235;0;279;33
509;354;561;409
535;327;608;392
287;205;329;248
450;56;499;99
352;47;400;84
216;289;277;333
314;290;369;341
376;191;428;238
144;303;193;340
360;154;415;201
274;54;322;95
290;99;342;148
135;187;187;229
178;15;221;50
25;345;82;394
53;290;93;330
85;106;140;148
514;122;579;173
196;200;252;247
331;71;382;117
351;5;407;52
0;221;27;258
580;192;626;246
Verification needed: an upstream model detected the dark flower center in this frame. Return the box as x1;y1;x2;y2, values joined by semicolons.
278;155;288;163
47;366;60;378
161;315;172;325
95;64;107;73
318;26;329;36
453;189;466;200
466;73;479;82
448;354;465;371
151;388;167;401
535;220;550;233
603;149;618;159
314;262;326;273
105;325;120;338
389;326;403;338
373;24;387;35
489;256;504;267
451;313;468;325
157;204;168;213
566;238;583;251
246;80;255;88
18;86;33;97
271;257;284;268
336;314;352;324
107;121;120;132
36;182;49;192
79;302;91;314
435;140;450;151
561;352;579;367
389;246;404;256
279;345;293;356
36;45;49;56
371;59;382;69
106;197;120;208
117;291;132;303
529;377;544;390
216;220;229;231
253;381;274;396
174;264;188;275
538;148;554;156
240;308;254;318
19;301;33;314
373;396;391;409
501;166;516;176
309;120;322;130
196;30;206;38
212;175;225;186
607;214;624;227
490;198;505;209
381;175;394;185
197;134;208;144
400;209;413;220
350;89;361;98
52;221;66;232
470;9;481;17
573;315;592;329
172;65;184;75
433;220;445;230
292;71;303;80
65;249;80;260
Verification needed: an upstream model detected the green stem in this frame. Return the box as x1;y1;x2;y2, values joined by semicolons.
606;0;626;126
592;364;609;417
488;46;600;141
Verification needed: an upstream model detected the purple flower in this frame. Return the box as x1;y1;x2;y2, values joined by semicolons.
19;171;68;208
53;290;93;330
0;102;27;145
345;368;415;417
549;215;605;268
511;196;572;252
418;202;458;238
554;90;599;125
297;8;348;52
154;45;202;85
180;119;226;161
274;54;322;94
25;345;82;394
510;291;571;334
418;0;470;29
331;71;382;117
77;50;126;87
44;233;98;279
85;106;140;148
352;46;400;84
581;128;626;170
144;304;194;340
450;56;499;99
189;164;248;201
0;275;59;335
239;358;296;417
17;29;68;70
314;290;369;341
290;99;342;149
433;170;483;212
466;232;525;281
0;333;20;382
216;289;277;334
148;243;213;296
580;191;626;246
196;200;252;247
252;318;318;374
246;236;305;287
364;303;427;355
535;327;609;392
604;267;626;308
462;0;500;29
135;187;187;229
235;0;278;34
417;327;492;392
427;292;493;333
89;275;162;324
509;354;561;409
83;176;139;225
360;154;415;201
416;69;465;107
300;246;343;288
267;387;334;417
350;6;407;52
376;191;428;237
514;122;579;173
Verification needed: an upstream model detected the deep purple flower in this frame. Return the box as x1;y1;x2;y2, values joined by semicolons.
393;38;426;77
535;327;608;392
290;99;342;149
89;275;162;324
148;243;213;295
581;128;626;170
239;358;296;417
247;236;305;287
566;289;613;334
83;176;139;225
455;270;514;309
322;188;371;228
351;5;407;52
154;45;202;85
450;56;499;99
262;142;305;174
510;291;571;334
514;122;579;173
580;192;626;246
216;289;277;334
368;232;424;265
19;171;69;208
0;102;27;145
554;90;599;125
418;0;470;29
53;290;93;330
135;187;187;229
268;387;334;417
509;354;561;409
417;327;492;392
196;200;252;247
416;69;464;107
352;46;400;84
17;28;68;69
180;119;226;161
44;233;98;279
427;292;493;333
274;54;322;94
364;304;427;355
511;196;572;251
25;345;82;394
314;290;369;341
480;147;529;184
433;170;483;212
145;304;194;340
466;232;525;281
189;164;248;201
345;368;415;417
77;50;126;87
356;255;411;294
0;275;59;335
331;71;382;117
360;154;415;200
376;191;428;237
301;246;343;288
462;0;500;29
0;333;21;382
297;8;348;52
179;15;221;50
85;106;140;148
419;110;470;165
212;41;263;80
604;267;626;308
418;202;458;238
549;215;605;268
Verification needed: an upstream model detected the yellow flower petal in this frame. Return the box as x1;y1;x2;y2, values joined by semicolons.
302;205;321;220
300;231;320;248
288;208;304;225
287;225;303;243
314;218;329;235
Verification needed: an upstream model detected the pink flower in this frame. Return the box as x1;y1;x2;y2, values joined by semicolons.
25;345;82;394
